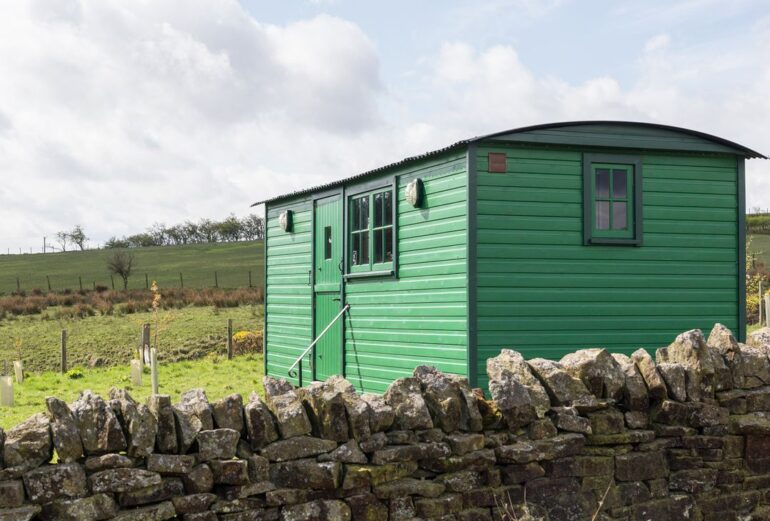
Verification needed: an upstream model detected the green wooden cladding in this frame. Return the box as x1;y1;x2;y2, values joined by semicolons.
264;122;752;393
474;145;741;390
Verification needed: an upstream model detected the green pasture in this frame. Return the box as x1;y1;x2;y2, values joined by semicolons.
0;241;263;294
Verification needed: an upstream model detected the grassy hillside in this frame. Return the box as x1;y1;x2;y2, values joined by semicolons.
0;354;265;429
0;240;263;294
750;235;770;267
0;305;263;373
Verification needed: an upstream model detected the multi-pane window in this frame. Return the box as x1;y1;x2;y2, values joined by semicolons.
350;189;394;272
583;155;642;245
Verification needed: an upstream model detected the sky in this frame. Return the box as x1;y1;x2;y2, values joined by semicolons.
1;0;769;252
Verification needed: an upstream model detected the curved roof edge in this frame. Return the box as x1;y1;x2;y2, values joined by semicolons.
253;120;766;206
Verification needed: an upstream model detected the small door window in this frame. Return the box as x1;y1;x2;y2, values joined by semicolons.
323;226;332;260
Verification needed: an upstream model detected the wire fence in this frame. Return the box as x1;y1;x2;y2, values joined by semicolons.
1;270;263;295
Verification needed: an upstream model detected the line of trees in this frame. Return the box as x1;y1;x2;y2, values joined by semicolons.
105;214;264;249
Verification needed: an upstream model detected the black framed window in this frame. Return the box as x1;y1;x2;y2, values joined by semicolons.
349;188;394;272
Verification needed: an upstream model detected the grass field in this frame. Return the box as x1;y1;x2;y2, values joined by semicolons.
0;353;265;429
750;235;770;267
0;305;263;373
0;240;263;294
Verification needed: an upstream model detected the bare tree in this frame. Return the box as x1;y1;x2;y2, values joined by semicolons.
55;231;69;252
106;250;135;289
69;225;88;251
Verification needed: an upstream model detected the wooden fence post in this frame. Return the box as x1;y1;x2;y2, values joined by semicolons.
179;273;184;288
110;275;115;290
145;273;149;289
16;277;20;292
47;275;51;292
79;276;82;291
214;272;218;288
760;281;764;326
61;330;67;373
227;319;233;360
248;271;252;288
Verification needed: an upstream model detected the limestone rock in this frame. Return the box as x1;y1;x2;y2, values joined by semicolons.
384;377;433;430
708;323;743;388
657;329;715;401
318;439;368;464
177;389;214;431
109;389;157;458
612;353;650;411
0;505;42;521
488;371;536;431
738;344;770;388
116;477;184;507
548;407;592;435
445;373;484;432
197;429;241;461
487;349;551;418
22;462;87;504
263;376;294;396
211;394;244;433
40;493;116;521
84;454;135;472
360;393;395;433
171;493;217;514
282;499;351;521
109;501;175;520
657;363;687;402
413;366;466;432
45;397;84;463
243;392;279;450
263;376;312;439
299;381;349;441
748;327;770;348
208;459;249;485
146;395;177;454
3;413;52;469
260;436;337;462
182;464;214;494
0;480;24;508
89;468;162;494
631;349;668;401
269;459;341;490
527;358;594;406
70;391;126;455
560;348;625;401
146;454;195;475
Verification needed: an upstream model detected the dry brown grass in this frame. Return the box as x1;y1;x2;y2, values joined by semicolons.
0;286;263;320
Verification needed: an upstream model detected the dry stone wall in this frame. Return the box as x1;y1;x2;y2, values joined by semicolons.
5;324;770;520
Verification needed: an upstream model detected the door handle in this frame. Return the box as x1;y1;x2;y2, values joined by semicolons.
308;270;312;285
332;298;341;302
338;260;344;273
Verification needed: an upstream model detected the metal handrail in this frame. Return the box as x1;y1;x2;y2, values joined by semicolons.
288;304;349;383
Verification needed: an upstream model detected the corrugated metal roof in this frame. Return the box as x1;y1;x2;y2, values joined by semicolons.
251;120;766;206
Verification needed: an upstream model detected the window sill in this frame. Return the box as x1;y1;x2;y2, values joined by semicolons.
344;269;395;280
586;237;642;246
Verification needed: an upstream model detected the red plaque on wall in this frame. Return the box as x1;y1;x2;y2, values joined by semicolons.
488;153;506;173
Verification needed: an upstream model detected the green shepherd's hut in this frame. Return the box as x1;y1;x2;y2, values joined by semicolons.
253;121;766;393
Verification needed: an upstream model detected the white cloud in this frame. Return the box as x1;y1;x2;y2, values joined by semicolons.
0;0;383;250
0;1;769;252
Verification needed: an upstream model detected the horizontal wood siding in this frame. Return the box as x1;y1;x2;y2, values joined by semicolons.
265;204;313;385
475;144;739;390
345;153;468;393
